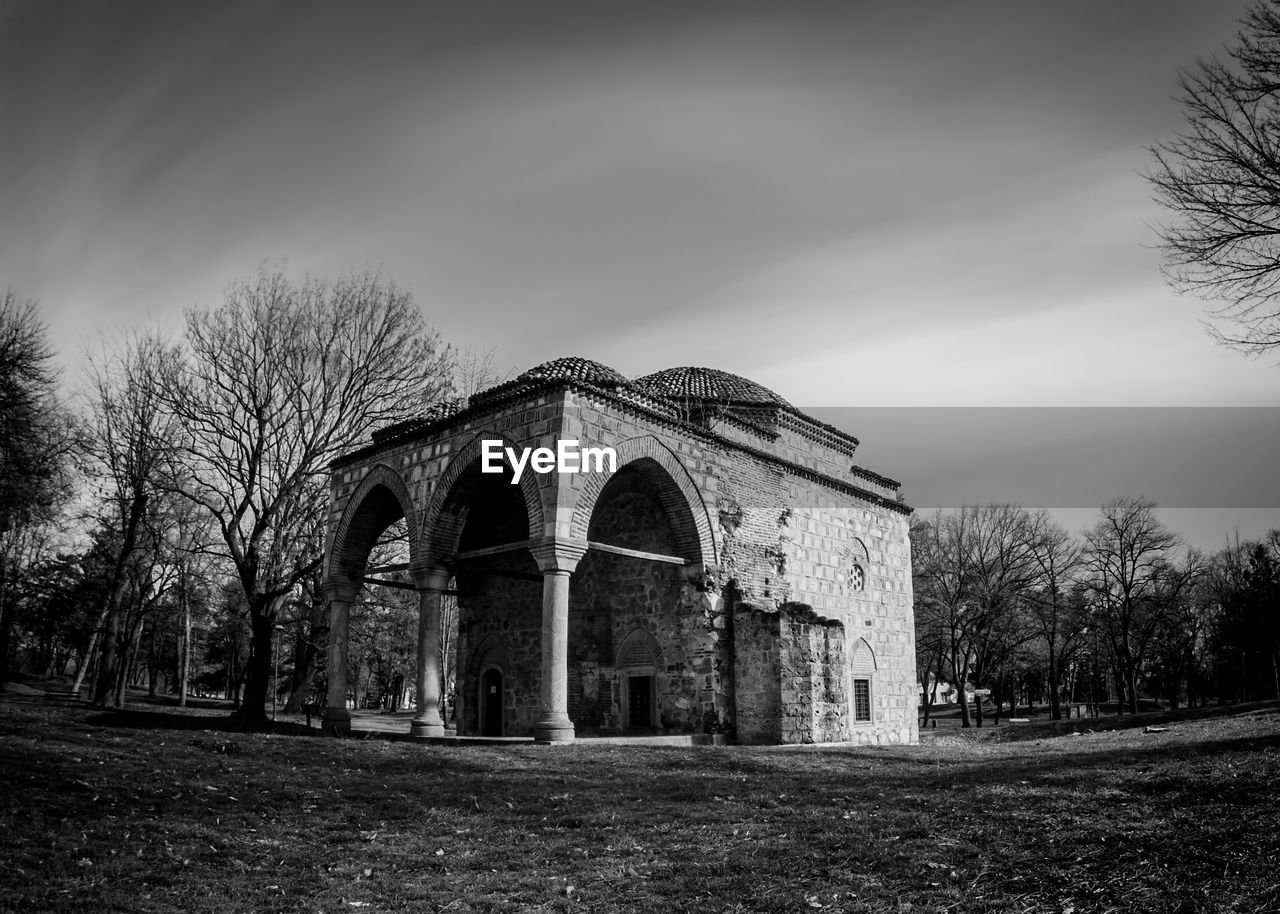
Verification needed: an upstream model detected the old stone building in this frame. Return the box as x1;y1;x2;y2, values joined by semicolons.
322;358;917;745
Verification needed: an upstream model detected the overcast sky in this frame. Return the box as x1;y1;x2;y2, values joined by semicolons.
2;1;1277;549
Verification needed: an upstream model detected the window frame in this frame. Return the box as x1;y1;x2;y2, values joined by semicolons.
853;677;872;723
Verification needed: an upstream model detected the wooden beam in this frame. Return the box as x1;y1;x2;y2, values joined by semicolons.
453;540;531;562
587;540;689;565
364;562;410;575
361;576;459;595
361;576;416;591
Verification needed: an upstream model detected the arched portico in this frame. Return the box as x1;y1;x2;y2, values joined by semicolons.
420;432;547;569
561;440;721;735
322;464;447;737
423;434;586;742
326;463;422;583
568;436;716;566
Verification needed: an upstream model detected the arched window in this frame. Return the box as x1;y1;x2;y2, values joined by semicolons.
850;638;877;724
848;537;870;593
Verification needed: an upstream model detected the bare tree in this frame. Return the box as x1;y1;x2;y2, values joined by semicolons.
913;504;1043;727
962;503;1040;727
1084;497;1182;714
81;332;176;706
1147;0;1280;353
452;345;513;401
1024;509;1088;720
912;508;977;727
162;268;452;727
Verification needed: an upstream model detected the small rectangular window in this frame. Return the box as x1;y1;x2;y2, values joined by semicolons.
854;679;871;722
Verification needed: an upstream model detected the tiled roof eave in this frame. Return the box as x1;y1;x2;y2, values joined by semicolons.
333;379;910;516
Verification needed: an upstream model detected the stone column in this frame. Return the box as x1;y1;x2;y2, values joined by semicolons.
321;577;359;735
410;568;451;739
530;539;587;743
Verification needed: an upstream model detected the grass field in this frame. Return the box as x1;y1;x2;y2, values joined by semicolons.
2;692;1278;914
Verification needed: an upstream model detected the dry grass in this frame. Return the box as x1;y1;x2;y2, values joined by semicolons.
2;694;1278;914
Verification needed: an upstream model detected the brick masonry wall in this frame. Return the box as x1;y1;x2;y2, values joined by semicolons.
732;604;782;745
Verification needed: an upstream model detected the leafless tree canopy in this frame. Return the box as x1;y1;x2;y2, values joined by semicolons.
451;345;513;401
81;332;177;706
161;267;453;723
1148;0;1280;353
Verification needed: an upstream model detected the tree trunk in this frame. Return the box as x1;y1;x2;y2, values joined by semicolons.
93;494;148;707
0;561;13;683
94;583;128;707
234;595;279;728
283;591;327;714
71;612;108;697
114;611;147;707
147;619;160;698
178;585;191;708
1126;665;1140;714
952;644;971;728
1048;654;1063;721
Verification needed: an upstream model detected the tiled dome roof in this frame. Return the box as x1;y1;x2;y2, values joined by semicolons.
636;366;793;409
518;357;631;389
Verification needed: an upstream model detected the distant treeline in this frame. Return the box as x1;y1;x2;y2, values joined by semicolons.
913;499;1279;727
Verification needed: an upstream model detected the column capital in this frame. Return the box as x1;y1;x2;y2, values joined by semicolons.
528;537;588;574
322;575;360;604
410;566;452;592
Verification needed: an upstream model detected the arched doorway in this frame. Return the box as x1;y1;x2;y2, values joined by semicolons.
616;631;663;731
480;667;504;736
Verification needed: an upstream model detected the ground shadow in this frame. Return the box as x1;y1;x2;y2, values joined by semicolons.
83;707;319;738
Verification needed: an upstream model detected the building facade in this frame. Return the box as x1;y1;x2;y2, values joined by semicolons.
322;358;917;745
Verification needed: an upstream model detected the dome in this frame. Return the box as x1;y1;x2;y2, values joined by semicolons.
517;356;632;389
636;366;793;409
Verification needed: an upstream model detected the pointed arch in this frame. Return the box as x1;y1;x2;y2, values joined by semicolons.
614;627;663;731
467;631;511;678
326;463;420;583
615;627;664;668
420;432;546;567
850;637;877;674
569;435;715;564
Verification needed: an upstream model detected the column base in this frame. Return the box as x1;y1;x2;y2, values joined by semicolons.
410;717;445;739
321;707;351;735
534;714;575;743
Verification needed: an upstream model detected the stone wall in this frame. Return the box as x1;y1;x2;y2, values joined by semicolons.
777;604;849;745
455;550;542;736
